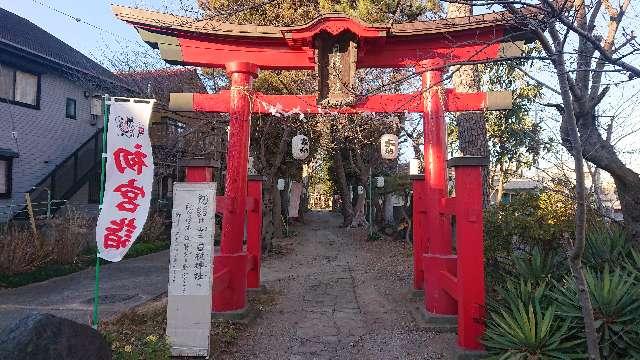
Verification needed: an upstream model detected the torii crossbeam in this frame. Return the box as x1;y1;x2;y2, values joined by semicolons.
114;5;535;351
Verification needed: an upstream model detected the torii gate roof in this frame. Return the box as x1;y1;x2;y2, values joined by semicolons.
112;5;536;70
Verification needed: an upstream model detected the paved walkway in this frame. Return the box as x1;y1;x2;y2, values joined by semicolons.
0;250;169;331
228;211;455;359
0;211;455;358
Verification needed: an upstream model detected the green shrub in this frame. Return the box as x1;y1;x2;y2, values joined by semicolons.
485;192;574;257
554;267;640;358
511;247;559;285
626;248;640;274
484;191;575;286
584;226;630;270
484;279;582;358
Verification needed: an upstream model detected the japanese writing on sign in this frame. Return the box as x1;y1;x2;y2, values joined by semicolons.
168;183;216;296
166;184;215;357
95;99;155;262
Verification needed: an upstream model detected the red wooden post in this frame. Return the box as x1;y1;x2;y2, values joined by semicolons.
411;175;426;290
450;157;487;350
183;159;215;183
420;59;457;315
214;61;258;312
246;176;263;289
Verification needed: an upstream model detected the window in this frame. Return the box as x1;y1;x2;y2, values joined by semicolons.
0;157;12;198
66;98;76;119
0;63;39;108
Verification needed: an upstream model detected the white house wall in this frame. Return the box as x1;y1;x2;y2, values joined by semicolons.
0;71;101;221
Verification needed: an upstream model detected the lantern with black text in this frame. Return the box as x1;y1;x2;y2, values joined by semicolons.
292;134;309;160
380;134;398;160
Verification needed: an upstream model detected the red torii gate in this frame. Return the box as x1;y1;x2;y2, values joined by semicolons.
114;5;533;351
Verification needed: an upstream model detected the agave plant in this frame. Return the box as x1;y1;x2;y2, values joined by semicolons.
554;266;640;358
511;247;558;285
625;248;640;276
584;227;630;270
484;280;583;359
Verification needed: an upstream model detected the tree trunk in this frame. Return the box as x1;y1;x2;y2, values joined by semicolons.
272;181;284;237
384;193;395;224
374;193;384;225
257;128;290;245
495;166;505;204
573;115;640;242
334;150;354;226
351;190;367;227
350;154;370;228
261;178;276;253
547;34;600;358
447;2;491;208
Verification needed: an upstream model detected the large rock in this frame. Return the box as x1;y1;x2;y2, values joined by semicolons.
0;313;111;360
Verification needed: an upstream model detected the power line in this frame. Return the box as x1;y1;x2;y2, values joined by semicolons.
30;0;132;41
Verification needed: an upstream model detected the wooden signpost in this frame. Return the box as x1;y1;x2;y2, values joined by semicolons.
166;182;216;357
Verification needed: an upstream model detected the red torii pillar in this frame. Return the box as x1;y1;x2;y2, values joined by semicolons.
173;75;509;318
411;59;505;351
420;59;457;315
214;62;258;312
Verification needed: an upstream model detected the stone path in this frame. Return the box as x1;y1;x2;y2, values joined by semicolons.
228;211;456;359
0;211;456;358
0;250;169;332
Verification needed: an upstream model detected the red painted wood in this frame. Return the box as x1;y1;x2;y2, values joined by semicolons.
213;61;257;313
184;166;213;182
411;179;427;290
220;62;256;256
172;27;508;69
213;267;230;291
214;195;259;215
283;17;389;47
454;165;486;350
439;197;456;215
191;90;495;114
422;254;458;314
359;30;506;68
212;253;247;311
246;179;263;289
192;92;424;113
421;59;457;315
446;90;491;112
179;36;315;70
439;270;459;299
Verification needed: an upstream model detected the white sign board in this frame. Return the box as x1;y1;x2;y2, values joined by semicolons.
166;182;216;357
96;98;155;262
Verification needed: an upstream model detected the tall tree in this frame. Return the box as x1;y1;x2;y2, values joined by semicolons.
447;2;491;208
467;0;640;357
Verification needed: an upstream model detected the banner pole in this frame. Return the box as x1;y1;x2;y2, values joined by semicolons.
92;94;110;329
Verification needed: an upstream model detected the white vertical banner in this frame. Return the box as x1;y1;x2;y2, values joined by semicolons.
96;99;155;262
167;182;216;357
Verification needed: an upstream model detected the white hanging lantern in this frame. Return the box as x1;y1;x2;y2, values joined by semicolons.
292;134;310;160
357;185;364;194
277;178;286;191
375;176;384;188
409;158;421;175
380;134;398;160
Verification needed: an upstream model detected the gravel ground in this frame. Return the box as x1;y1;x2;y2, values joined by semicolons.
223;211;456;360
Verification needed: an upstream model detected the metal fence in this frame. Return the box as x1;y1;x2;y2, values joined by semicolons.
0;198;69;221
